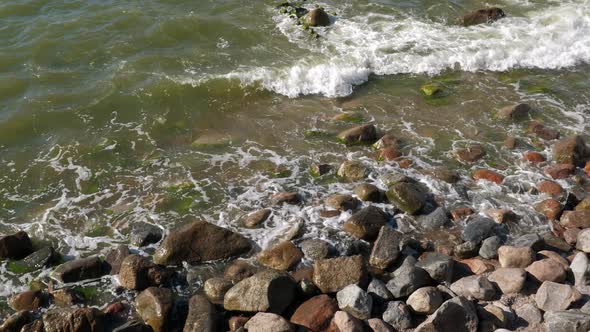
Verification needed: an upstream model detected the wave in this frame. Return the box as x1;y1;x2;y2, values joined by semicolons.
218;1;590;97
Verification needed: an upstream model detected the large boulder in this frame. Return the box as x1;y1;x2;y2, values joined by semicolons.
183;294;217;332
535;281;581;312
369;227;402;269
43;307;105;332
291;295;338;332
552;135;590;166
0;231;33;260
50;256;107;283
258;241;303;271
415;296;478;332
337;124;377;145
461;8;505;26
544;311;590;332
245;312;292;332
386;182;426;214
343;206;388;241
153;221;251;265
223;270;296;314
313;256;367;293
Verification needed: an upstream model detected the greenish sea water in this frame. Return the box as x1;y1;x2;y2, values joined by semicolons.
0;0;589;313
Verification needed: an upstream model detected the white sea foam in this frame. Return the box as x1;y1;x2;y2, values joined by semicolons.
223;1;590;97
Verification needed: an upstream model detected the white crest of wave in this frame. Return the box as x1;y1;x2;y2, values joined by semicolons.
224;1;590;97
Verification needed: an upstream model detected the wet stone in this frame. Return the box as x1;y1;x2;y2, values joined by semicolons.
135;287;175;332
369;226;402;269
18;246;59;272
43;307;105;332
325;194;359;211
204;277;233;304
243;209;271;228
105;244;130;275
0;231;33;260
9;290;49;311
461;216;498;244
337;124;378;145
386;182;426;215
343;206;388;241
257;241;303;271
50;256;107;283
224;260;257;283
337;161;369;181
130;222;162;247
271;192;303;205
454;144;486;163
544;163;575;179
184;294;217;332
353;183;383;202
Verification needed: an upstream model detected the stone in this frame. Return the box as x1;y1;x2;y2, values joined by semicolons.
485;208;519;224
373;134;401;149
336;284;372;320
243;209;271;228
290;295;338;332
382;301;412;330
537;180;564;195
203;277;233;304
504;136;517;149
479;236;502;259
454;144;486;163
50;256;106;283
311;163;333;177
153;221;251;265
224;260;257;283
462;217;498;244
561;211;590;229
51;289;84;307
18;246;59;272
414;296;478;332
427;167;460;183
526;258;567;283
343;206;388;241
386;182;426;214
497;103;530;119
514;302;542;326
578;228;590;252
530;121;560;140
325;194;359;211
313;256;367;293
338;124;377;145
9;290;49;311
407;287;443;315
354;183;382;202
258;241;303;271
498;246;535;268
136;287;175;332
184;294;217;332
417;207;451;230
379;147;402;161
0;231;33;260
367;318;395;332
544;311;590;332
450;275;495;301
488;268;526;294
564;228;580;245
535;281;581;312
523;151;546;163
43;307;105;332
386;258;432;298
20;320;43;332
570;252;590;286
299;239;332;260
544;164;576;179
0;310;34;332
337;161;368;181
271;192;303;205
538;250;569;269
118;254;171;290
330;311;364;332
511;233;544;251
576;197;590;211
454;241;480;259
536;199;563;220
244;312;291;332
472;169;504;184
305;8;331;27
224;270;296;314
369;227;401;269
459;258;495;275
367;279;394;302
130;223;162;247
552;135;590;166
416;252;454;283
105;244;130;275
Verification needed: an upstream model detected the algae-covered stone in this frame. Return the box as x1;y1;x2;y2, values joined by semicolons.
337;161;368;181
386;182;426;214
305;8;331;27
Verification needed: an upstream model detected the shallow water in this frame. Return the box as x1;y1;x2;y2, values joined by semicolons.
0;0;589;314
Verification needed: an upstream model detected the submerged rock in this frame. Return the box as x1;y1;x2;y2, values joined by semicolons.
153;221;251;265
243;209;271;228
9;290;49;311
454;144;486;163
130;223;162;247
497;103;531;120
337;124;377;145
461;8;506;26
337;161;368;181
343;206;388;241
118;254;172;290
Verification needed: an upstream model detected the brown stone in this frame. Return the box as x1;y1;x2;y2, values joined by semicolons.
337;124;377;145
529;122;560;140
224;260;257;283
552;135;590;166
324;194;359;212
461;7;505;26
537;250;570;269
9;291;48;311
271;192;303;205
560;210;590;229
504;136;517;149
585;161;590;177
544;164;575;179
537;180;564;195
455;144;486;163
473;169;504;184
229;316;249;332
523;151;546;163
291;295;338;332
498;246;535;268
451;207;475;221
497;103;530;120
258;241;303;271
397;158;413;169
526;258;566;283
244;209;271;228
488;268;526;294
0;231;33;260
535;199;563;220
485;208;518;224
459;258;496;275
42;307;105;332
342;206;387;241
313;256;367;293
379;147;402;161
135;287;175;332
564;228;581;245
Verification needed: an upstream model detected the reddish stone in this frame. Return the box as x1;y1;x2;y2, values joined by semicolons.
563;228;580;245
525;259;566;283
523;151;546;163
451;207;475;221
544;164;575;180
473;169;504;184
320;210;341;218
397;158;413;169
529;121;560;140
103;301;126;316
535;199;563;220
460;258;496;275
485;208;519;224
291;295;338;332
379;147;402;161
537;180;564;196
560;210;590;229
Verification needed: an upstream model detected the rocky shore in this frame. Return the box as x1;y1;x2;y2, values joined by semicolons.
1;99;590;332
